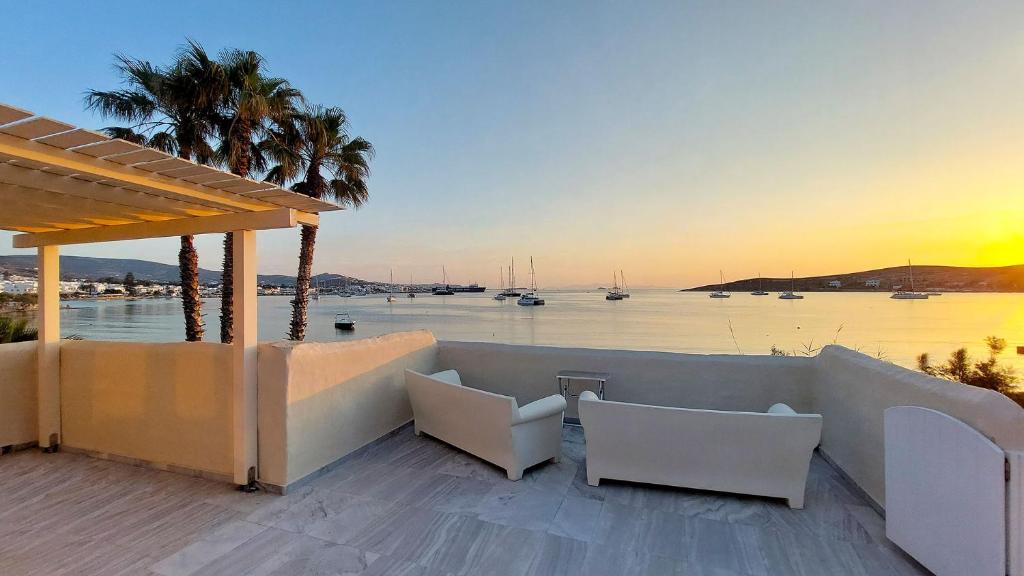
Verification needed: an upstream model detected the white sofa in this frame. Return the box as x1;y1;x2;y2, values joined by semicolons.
578;391;822;508
405;369;566;480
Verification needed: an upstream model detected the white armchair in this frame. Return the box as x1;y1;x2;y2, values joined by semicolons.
405;369;566;480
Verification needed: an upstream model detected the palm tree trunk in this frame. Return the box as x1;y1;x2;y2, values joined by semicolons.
176;145;203;341
220;232;233;343
289;224;317;341
220;122;253;344
179;235;203;341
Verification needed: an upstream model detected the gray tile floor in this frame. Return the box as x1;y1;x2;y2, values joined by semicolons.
0;425;930;575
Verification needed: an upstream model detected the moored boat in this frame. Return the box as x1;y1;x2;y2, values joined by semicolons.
710;270;731;298
891;260;929;300
779;271;803;299
517;257;545;306
334;312;355;330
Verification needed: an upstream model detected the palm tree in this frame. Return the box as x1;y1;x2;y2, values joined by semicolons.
214;49;301;344
86;40;225;342
266;105;373;340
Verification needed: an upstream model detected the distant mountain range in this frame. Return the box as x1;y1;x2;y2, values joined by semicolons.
0;255;371;287
685;265;1024;293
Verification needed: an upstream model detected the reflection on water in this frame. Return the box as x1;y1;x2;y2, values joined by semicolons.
45;290;1024;370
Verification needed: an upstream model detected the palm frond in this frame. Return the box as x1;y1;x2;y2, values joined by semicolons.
100;126;148;145
84;89;156;122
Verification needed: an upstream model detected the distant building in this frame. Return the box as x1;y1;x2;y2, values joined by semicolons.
1;280;37;294
827;280;842;288
865;279;881;288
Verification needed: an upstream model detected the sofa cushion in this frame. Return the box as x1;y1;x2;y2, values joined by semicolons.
429;369;462;386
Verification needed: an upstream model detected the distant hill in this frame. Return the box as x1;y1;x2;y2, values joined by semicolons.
0;255;370;287
684;265;1024;293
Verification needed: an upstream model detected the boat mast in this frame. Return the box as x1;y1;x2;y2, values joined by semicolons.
908;259;915;292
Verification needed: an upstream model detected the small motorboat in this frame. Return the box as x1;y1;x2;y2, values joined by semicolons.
334;312;355;330
517;292;545;306
407;292;416;298
494;293;506;301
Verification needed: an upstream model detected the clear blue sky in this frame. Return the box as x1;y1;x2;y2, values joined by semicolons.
2;1;1023;287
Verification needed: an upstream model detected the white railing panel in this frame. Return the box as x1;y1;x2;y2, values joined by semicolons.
885;406;1005;576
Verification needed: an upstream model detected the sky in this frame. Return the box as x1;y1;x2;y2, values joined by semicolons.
1;1;1023;288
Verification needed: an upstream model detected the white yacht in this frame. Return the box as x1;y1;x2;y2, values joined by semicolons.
891;260;929;300
779;272;804;300
710;271;731;298
517;257;545;306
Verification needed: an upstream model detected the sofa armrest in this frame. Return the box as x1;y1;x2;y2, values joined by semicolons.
514;395;567;425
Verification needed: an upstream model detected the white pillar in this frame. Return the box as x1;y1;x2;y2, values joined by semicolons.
37;245;60;450
232;230;258;486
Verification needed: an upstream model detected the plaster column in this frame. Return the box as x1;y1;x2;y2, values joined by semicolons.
232;229;258;486
36;244;60;450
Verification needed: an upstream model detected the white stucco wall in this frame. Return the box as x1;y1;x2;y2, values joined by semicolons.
258;330;439;488
60;340;234;477
438;341;816;413
0;341;37;448
812;345;1024;507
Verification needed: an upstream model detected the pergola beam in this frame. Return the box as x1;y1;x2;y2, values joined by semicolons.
0;133;273;212
13;208;318;247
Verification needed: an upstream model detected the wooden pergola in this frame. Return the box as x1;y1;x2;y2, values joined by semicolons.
0;102;338;486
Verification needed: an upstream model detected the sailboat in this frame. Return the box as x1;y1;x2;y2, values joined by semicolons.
433;266;455;295
311;275;320;301
891;260;928;300
407;274;416;298
606;272;624;301
779;272;804;299
619;270;631;298
751;274;769;296
500;258;522;297
494;268;507;301
386;269;396;303
517;257;545;306
710;271;731;298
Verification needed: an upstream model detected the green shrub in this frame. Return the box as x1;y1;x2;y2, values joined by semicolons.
0;315;37;343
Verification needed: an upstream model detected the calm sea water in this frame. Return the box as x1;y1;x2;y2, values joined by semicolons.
44;290;1024;371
